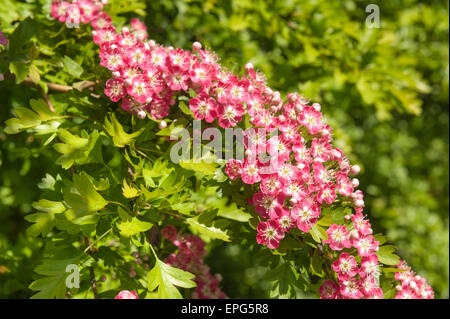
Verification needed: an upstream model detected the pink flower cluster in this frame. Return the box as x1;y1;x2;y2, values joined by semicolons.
50;0;434;299
393;261;434;299
0;22;8;47
162;226;227;299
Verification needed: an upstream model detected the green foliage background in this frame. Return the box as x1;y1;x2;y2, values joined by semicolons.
0;0;448;298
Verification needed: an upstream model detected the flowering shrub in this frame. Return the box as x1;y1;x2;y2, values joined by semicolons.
0;0;435;299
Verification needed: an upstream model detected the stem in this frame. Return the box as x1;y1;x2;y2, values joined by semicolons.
89;267;99;299
84;228;112;253
84;237;99;299
108;200;134;215
6;74;97;93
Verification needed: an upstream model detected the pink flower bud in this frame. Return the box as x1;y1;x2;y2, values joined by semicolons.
354;199;365;208
192;41;202;52
351;178;360;188
294;104;303;114
137;110;147;119
312;102;321;111
159;120;167;129
244;62;254;71
344;214;351;221
350;165;361;175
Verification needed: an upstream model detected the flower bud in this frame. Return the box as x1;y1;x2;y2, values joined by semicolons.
351;178;360;188
350;229;359;239
121;27;130;34
264;87;273;96
137;110;147;119
192;41;202;52
350;165;361;175
294;104;303;114
159;120;168;129
244;62;254;71
344;214;351;221
354;199;365;208
312;102;321;112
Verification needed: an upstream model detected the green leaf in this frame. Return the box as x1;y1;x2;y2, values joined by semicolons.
54;129;99;169
376;245;401;266
117;217;152;237
25;199;66;237
29;257;80;299
310;224;328;243
147;258;196;299
64;172;108;221
186;213;230;242
61;55;83;78
9;61;30;83
25;212;55;237
104;113;144;147
122;179;139;198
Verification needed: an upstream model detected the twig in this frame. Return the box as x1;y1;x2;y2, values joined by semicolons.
6;74;97;92
84;237;99;299
41;89;56;113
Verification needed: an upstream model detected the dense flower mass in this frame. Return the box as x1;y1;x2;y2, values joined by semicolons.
50;0;434;299
162;226;227;299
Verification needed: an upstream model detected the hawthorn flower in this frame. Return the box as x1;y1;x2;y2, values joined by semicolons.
240;159;261;184
291;199;321;232
351;212;372;236
316;182;337;205
359;254;380;278
324;224;351;251
260;174;284;195
332;252;359;281
319;280;340;299
298;106;323;135
104;78;127;102
189;92;218;123
115;290;139;299
251;192;284;219
340;277;363;299
224;159;242;180
256;220;284;249
217;103;245;128
273;207;295;231
351;235;379;257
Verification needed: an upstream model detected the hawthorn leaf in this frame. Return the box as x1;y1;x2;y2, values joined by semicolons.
25;199;66;237
376;245;401;266
104;113;144;147
122;179;139;198
186;214;230;242
29;257;80;299
61;55;83;78
117;217;152;237
64;172;108;221
147;259;196;299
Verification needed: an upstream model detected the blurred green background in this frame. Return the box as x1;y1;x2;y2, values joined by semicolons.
1;0;448;298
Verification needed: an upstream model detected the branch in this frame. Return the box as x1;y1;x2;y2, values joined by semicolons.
5;73;98;92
